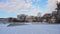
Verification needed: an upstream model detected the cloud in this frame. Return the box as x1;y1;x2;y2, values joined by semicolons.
58;0;60;2
0;0;32;12
0;0;59;16
46;0;57;13
0;0;42;16
38;0;58;16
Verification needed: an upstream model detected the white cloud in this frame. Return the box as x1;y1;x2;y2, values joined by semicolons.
0;0;32;12
0;0;42;16
0;0;59;16
46;0;57;13
33;0;41;2
58;0;60;2
39;0;58;16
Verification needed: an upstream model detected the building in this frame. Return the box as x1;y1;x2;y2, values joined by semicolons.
25;16;34;22
42;13;52;23
17;14;27;22
0;18;8;23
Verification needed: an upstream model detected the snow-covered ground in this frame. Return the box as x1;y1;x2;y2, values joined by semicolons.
0;23;60;34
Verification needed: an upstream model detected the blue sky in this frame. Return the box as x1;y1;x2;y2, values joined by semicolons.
0;0;57;18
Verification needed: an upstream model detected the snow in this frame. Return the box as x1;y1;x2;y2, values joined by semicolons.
0;23;60;34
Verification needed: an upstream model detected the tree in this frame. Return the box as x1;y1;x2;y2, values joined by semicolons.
8;17;13;22
56;2;60;23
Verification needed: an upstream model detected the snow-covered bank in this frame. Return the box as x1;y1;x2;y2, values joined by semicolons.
0;23;60;34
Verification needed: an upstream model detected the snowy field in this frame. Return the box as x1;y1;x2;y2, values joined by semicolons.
0;22;60;34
